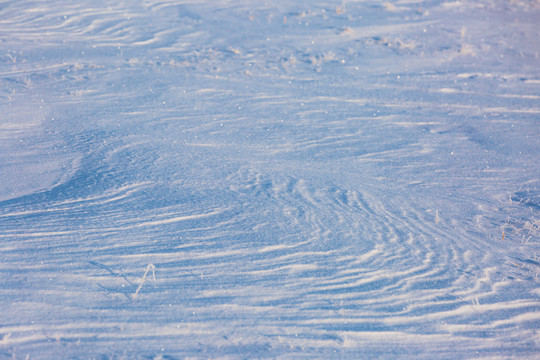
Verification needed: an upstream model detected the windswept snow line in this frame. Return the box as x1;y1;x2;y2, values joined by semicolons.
0;207;231;237
298;299;540;326
0;322;213;347
128;208;229;229
0;182;151;218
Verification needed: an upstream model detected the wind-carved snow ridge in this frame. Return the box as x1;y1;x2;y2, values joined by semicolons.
0;0;539;358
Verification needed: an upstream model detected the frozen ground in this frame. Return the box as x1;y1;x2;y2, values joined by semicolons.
1;0;539;358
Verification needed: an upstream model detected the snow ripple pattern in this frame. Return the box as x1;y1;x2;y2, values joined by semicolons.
1;0;539;359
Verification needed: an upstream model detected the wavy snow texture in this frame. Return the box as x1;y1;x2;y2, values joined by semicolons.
1;0;539;359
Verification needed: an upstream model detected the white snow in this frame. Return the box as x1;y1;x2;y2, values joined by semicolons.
1;0;539;358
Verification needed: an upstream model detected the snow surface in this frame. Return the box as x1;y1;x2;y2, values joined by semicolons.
1;0;539;358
